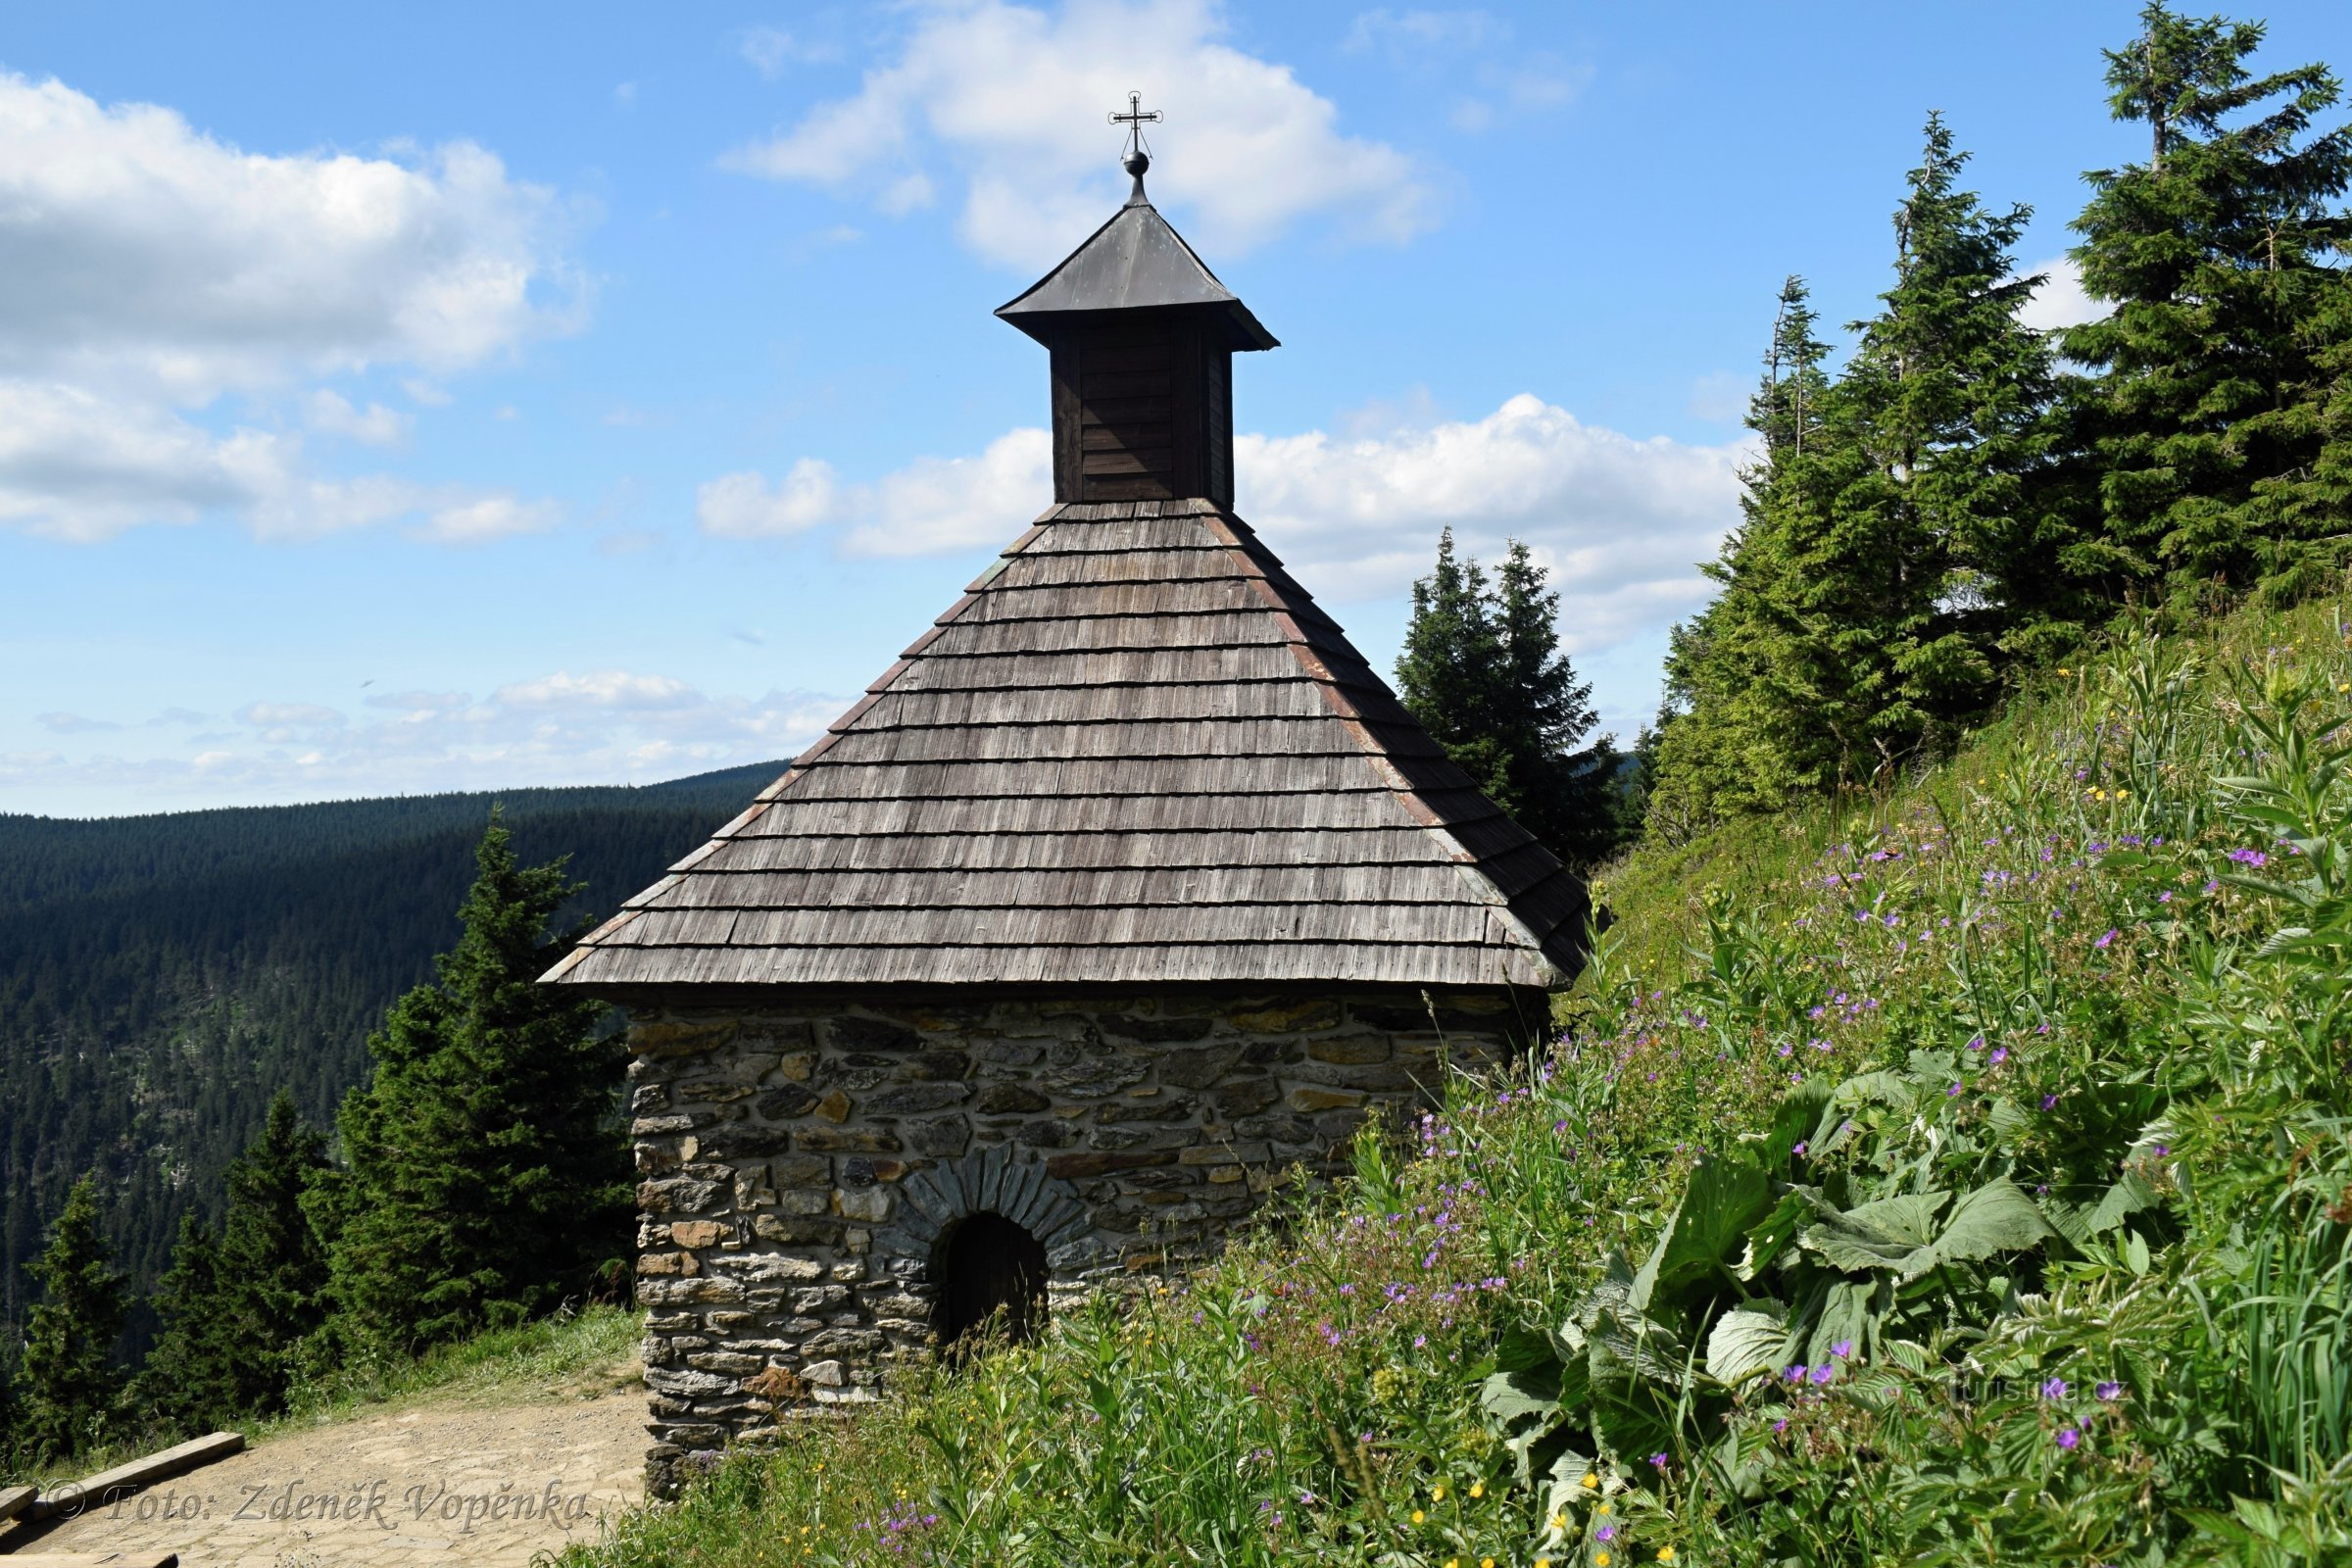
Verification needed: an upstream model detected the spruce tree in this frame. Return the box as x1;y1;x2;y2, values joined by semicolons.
2069;2;2352;602
139;1213;241;1433
1652;121;2069;831
319;812;627;1354
19;1175;126;1460
1651;277;1845;828
1396;530;1619;867
216;1090;330;1408
142;1091;331;1427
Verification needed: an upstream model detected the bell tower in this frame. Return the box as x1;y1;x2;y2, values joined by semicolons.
994;95;1277;508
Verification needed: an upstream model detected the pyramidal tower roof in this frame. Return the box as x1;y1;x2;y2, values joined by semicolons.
549;500;1584;992
994;169;1278;352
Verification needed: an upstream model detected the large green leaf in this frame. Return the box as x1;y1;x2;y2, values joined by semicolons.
1481;1366;1565;1481
1704;1299;1792;1385
1798;1190;1951;1273
1737;1190;1812;1281
1630;1153;1774;1307
1922;1179;2057;1274
1840;1191;1951;1246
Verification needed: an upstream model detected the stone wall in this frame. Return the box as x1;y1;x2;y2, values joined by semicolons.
626;988;1535;1493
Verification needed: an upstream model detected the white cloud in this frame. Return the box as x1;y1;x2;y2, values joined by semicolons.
416;493;562;545
1344;8;1510;55
38;711;120;734
723;0;1434;268
0;74;580;401
1345;9;1586;132
306;389;411;446
0;72;581;543
704;395;1742;662
696;460;841;538
492;670;699;710
737;25;839;77
8;671;840;808
846;429;1052;556
2016;254;2107;332
1236;394;1746;652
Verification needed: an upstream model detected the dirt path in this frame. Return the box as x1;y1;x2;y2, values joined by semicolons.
3;1377;648;1567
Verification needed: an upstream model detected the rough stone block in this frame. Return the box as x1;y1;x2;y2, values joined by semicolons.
976;1082;1053;1114
1047;1149;1176;1179
756;1085;818;1119
907;1115;970;1157
1306;1033;1393;1064
1229;999;1341;1034
864;1082;973;1115
1102;1015;1216;1044
829;1016;921;1053
1286;1086;1367;1112
795;1125;902;1153
669;1220;727;1248
633;1018;738;1059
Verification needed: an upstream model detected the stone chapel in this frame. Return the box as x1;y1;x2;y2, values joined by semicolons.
544;131;1588;1493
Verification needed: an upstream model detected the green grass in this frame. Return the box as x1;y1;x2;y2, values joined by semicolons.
562;590;2352;1567
15;1305;640;1489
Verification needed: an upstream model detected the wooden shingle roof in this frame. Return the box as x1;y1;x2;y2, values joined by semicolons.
546;500;1585;992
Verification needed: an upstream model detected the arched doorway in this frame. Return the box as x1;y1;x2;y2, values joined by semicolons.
932;1211;1049;1353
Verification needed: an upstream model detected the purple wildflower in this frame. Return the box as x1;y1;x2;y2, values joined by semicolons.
2228;848;2268;867
1810;1364;1835;1386
2041;1094;2059;1110
2096;1382;2123;1401
1650;1451;1669;1468
1785;1364;1808;1384
2056;1428;2081;1450
2041;1377;2068;1400
2095;928;2119;949
1830;1340;1853;1359
1947;1082;1963;1098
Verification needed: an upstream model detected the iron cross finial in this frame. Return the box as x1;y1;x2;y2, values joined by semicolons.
1108;90;1161;167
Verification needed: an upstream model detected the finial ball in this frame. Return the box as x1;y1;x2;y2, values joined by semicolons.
1123;150;1151;178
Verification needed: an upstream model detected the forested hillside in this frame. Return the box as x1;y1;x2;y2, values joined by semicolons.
0;761;778;1344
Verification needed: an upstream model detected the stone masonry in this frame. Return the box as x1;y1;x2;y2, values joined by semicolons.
628;988;1534;1492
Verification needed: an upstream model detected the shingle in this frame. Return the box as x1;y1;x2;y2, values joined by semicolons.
552;499;1587;993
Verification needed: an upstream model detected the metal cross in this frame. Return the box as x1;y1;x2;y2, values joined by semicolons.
1108;91;1160;160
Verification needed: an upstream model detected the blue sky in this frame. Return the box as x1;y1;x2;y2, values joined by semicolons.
5;0;2345;816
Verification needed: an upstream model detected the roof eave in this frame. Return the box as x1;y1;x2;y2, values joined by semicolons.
993;298;1278;353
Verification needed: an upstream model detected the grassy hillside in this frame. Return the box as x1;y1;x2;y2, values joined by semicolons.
0;762;780;1338
563;592;2352;1566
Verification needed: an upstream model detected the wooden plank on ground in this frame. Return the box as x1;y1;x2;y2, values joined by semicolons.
0;1483;34;1523
27;1432;243;1521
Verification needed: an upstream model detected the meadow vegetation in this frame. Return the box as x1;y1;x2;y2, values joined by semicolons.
563;590;2352;1565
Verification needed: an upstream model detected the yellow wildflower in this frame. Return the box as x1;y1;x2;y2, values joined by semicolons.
1599;1502;1612;1515
1433;1485;1446;1501
1446;1558;1459;1568
1550;1512;1568;1531
1582;1472;1599;1490
1658;1551;1677;1563
1537;1560;1552;1568
1483;1558;1496;1568
1470;1482;1486;1498
1597;1554;1612;1567
1411;1509;1426;1525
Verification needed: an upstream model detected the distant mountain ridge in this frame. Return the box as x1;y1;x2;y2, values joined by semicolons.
0;760;784;1345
